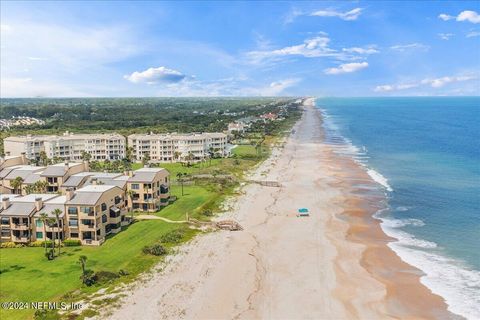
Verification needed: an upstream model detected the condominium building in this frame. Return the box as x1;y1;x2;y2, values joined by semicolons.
127;132;228;163
64;185;128;245
0;164;171;245
126;168;170;212
0;154;28;170
0;185;129;246
4;132;126;161
0;162;89;194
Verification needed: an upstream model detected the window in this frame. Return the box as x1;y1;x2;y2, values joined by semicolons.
131;183;139;190
70;233;78;238
102;214;107;223
36;220;43;227
68;207;78;215
36;232;43;239
101;203;107;211
69;219;78;227
80;207;92;214
1;217;10;225
114;196;121;204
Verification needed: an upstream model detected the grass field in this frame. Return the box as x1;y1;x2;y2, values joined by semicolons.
0;220;194;320
0;135;283;320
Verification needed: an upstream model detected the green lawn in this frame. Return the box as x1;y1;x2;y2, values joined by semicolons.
159;185;218;221
0;139;278;320
231;145;257;157
0;220;193;320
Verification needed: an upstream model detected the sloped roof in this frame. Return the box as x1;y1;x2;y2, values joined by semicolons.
41;163;83;177
0;202;35;217
128;168;167;183
62;174;90;188
66;185;121;206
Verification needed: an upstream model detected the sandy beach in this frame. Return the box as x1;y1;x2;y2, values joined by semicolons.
103;98;454;320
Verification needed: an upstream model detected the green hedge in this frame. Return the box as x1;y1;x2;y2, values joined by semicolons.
63;239;81;246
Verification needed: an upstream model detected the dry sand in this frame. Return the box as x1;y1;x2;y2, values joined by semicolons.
103;98;453;320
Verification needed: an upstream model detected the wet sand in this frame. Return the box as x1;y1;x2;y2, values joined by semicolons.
104;98;453;320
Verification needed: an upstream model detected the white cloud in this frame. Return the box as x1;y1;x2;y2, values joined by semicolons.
438;13;454;21
390;43;430;52
466;31;480;38
310;8;363;21
246;36;376;65
438;33;454;40
374;83;418;92
457;10;480;24
421;75;476;88
342;46;379;54
247;36;339;64
152;77;300;97
374;74;477;92
439;10;480;24
324;62;368;75
124;66;187;84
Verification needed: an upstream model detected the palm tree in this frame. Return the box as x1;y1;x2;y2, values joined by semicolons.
176;172;187;196
24;184;35;195
78;255;88;284
125;146;134;162
52;209;63;256
39;151;49;166
80;151;92;162
142;152;150;166
47;217;56;258
174;151;181;162
11;176;23;194
127;190;136;220
39;213;49;255
33;180;48;193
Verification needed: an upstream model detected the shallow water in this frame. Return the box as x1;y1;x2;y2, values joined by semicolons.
316;97;480;320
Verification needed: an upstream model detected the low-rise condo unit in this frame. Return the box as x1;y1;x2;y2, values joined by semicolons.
0;186;129;246
126;168;170;212
0;163;171;223
4;132;126;161
127;132;228;163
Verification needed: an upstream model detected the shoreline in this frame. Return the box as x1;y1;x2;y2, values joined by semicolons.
101;98;453;319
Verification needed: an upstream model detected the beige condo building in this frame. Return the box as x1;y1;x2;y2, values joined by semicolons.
4;132;126;161
127;132;228;163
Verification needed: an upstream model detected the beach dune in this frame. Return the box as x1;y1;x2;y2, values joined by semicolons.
105;98;451;320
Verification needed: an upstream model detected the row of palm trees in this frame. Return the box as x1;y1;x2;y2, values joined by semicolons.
39;208;63;260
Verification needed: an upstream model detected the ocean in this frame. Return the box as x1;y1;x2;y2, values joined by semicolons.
315;97;480;320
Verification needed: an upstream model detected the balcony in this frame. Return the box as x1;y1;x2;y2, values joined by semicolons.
13;236;29;243
81;238;105;246
12;223;29;230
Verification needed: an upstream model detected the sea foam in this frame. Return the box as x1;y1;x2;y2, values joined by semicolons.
366;169;393;192
320;106;480;319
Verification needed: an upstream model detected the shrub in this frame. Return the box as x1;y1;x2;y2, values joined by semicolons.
94;270;119;284
0;242;16;248
29;240;53;247
201;209;213;217
142;244;167;256
34;309;60;320
82;269;96;286
63;239;81;247
118;269;129;276
46;249;55;260
160;229;185;244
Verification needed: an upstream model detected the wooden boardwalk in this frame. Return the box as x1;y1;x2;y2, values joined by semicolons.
247;180;282;187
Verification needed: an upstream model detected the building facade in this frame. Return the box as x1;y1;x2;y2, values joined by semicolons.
4;132;126;161
127;132;228;163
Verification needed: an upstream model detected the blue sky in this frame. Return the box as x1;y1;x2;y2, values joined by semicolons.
1;1;479;97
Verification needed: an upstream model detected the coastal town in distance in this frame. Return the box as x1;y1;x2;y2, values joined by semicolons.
1;1;479;320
